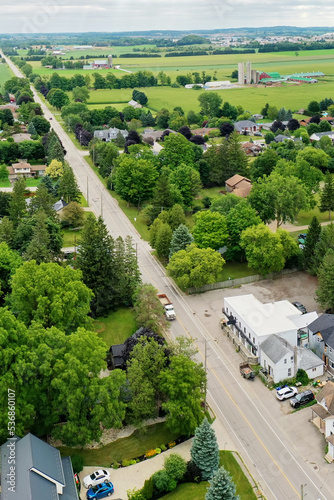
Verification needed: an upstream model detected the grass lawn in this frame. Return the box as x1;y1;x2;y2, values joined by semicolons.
0;63;13;89
26;178;42;187
58;422;181;467
295;206;331;226
93;307;137;346
0;179;11;187
161;451;257;500
110;190;151;241
61;211;94;247
216;261;256;282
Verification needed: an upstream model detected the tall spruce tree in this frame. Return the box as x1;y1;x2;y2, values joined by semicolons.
316;248;334;313
76;215;118;317
205;467;239;500
25;210;52;264
303;216;321;270
169;224;194;258
191;418;220;480
9;177;27;228
320;172;334;221
57;165;81;203
114;235;141;306
155;223;173;260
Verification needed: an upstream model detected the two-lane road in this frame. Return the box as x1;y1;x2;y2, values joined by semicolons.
2;51;333;499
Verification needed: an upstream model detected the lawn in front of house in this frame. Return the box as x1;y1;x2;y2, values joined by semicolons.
93;307;137;346
58;422;180;467
216;261;256;282
61;211;94;247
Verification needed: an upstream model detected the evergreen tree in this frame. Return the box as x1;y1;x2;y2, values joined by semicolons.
58;165;81;203
76;215;118;317
316;249;334;313
169;224;194;258
168;204;186;231
320;173;334;220
0;217;15;247
114;235;141;306
48;139;65;164
152;167;175;213
9;177;27;228
227;132;249;177
25;210;52;264
0;164;9;181
303;216;321;268
205;467;239;500
190;418;220;480
27;121;37;136
29;184;56;218
115;131;126;148
39;175;55;195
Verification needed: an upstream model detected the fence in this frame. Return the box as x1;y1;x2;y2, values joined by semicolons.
187;268;298;294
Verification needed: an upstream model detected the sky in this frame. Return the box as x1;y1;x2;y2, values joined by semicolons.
1;0;334;34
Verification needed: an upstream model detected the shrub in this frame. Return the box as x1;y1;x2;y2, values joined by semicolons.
153;470;177;494
112;461;119;469
168;441;176;449
155;448;162;454
141;477;154;500
296;368;309;386
164;453;187;482
184;460;202;483
70;454;84;473
145;449;158;459
160;444;167;451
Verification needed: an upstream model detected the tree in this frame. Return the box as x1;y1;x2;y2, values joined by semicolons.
158;133;195;170
72;85;90;103
287;118;300;131
0;192;11;217
210;193;241;215
192;211;229;250
297;147;329;172
10;261;93;333
0;164;9;181
169;224;194;258
198;93;222;117
169;164;202;208
312;224;334;273
320;120;332;132
29;184;56;218
155;222;173;260
191;418;219;480
205;467;239;500
133;283;169;335
60;201;85;227
160;354;206;436
27;121;37;136
25;210;53;263
308;100;320;115
320;173;334;220
316;249;334;312
303;217;321;268
240;224;297;276
9;177;27;227
113;235;141;306
0;217;15;247
30;115;50;135
113;155;158;206
48;88;70;109
225;201;262;260
167;244;225;289
45;159;64;179
57;165;81;203
220;122;234;137
0;242;22;300
127;336;168;421
168;203;186;230
164;454;187;482
248;172;309;227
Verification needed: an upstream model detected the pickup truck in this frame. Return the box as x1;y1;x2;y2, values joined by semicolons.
240;362;255;380
157;293;176;321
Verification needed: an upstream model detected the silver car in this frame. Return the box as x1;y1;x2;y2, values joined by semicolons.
276;386;298;401
83;469;110;489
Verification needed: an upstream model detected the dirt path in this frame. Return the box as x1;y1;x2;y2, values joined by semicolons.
268;219;332;232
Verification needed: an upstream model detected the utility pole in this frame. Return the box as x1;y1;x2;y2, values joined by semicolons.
86;176;89;204
204;339;207;412
101;192;103;218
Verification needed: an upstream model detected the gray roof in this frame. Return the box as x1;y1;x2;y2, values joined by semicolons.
308;314;334;348
234;120;258;131
274;134;289;142
53;199;69;212
298;347;324;371
0;434;78;500
260;335;291;363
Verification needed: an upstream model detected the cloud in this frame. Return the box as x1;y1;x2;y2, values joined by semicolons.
0;0;334;33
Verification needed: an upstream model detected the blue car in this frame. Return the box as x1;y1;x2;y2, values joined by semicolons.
86;481;114;499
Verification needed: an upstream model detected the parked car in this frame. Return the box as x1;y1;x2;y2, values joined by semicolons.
86;481;114;499
276;386;298;401
292;302;307;314
83;470;110;489
290;390;315;408
298;233;307;250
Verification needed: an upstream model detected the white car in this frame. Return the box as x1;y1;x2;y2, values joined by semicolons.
83;469;110;489
276;386;298;401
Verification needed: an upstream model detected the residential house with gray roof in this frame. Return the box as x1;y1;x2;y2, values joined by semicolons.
93;127;128;142
308;314;334;373
0;433;78;500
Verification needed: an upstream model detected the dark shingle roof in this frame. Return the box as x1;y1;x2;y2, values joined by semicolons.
308;314;334;347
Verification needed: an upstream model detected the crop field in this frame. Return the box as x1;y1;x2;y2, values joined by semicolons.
0;63;13;89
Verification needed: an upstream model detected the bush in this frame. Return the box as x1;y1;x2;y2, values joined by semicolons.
70;454;84;474
112;461;119;469
164;453;187;482
202;196;212;208
155;448;162;454
160;444;167;451
145;449;158;459
168;441;176;449
141;477;154;500
153;470;177;494
184;460;202;483
296;368;309;386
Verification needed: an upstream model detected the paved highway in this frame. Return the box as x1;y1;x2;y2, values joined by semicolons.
2;52;332;499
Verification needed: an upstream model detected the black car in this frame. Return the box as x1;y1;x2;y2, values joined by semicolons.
290;389;314;408
292;302;307;314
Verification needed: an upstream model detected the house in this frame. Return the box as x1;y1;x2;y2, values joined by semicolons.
223;294;318;357
311;381;334;462
8;93;16;103
274;134;290;143
53;199;69;213
185;83;204;89
252;114;263;120
141;129;177;142
234;120;260;135
11;133;31;143
259;334;323;383
225;174;252;198
128;99;142;109
309;131;334;142
7;162;46;181
240;141;262;155
93;127;129;142
308;314;334;373
92;57;112;69
0;433;79;500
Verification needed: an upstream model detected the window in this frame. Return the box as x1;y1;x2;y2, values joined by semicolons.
249;333;251;339
331;361;334;369
253;337;255;344
330;347;333;353
284;359;287;364
244;327;246;333
288;368;292;376
291;356;294;362
312;368;317;372
226;307;228;313
239;322;241;328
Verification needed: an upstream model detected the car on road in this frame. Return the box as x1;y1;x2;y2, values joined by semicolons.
276;386;298;401
83;470;110;489
290;389;315;408
292;301;307;314
86;481;114;499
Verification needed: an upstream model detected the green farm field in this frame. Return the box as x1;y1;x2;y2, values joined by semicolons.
0;63;13;89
